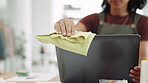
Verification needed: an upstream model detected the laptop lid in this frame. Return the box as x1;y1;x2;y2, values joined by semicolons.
56;34;140;83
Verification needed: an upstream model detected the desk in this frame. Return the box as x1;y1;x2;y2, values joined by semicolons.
49;75;60;82
0;73;60;83
0;73;130;83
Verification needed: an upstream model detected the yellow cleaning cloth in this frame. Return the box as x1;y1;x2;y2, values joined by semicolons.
35;31;96;56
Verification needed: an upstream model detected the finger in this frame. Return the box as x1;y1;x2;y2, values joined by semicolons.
132;78;140;83
134;66;141;72
129;73;140;80
71;26;75;35
70;19;75;35
59;20;66;36
64;18;72;36
54;22;62;34
130;69;140;76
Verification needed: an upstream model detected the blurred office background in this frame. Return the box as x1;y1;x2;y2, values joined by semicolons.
0;0;148;74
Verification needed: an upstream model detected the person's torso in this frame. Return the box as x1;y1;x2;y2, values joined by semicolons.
97;12;141;35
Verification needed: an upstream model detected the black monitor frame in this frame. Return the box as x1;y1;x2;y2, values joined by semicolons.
56;34;140;83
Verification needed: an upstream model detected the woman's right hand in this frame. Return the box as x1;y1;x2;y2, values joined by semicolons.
54;18;75;36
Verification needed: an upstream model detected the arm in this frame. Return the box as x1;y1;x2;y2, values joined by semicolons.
75;22;87;32
130;41;148;83
139;41;148;64
130;16;148;83
138;16;148;63
54;14;98;36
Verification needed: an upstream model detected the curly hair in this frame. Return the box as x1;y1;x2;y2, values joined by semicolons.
101;0;147;13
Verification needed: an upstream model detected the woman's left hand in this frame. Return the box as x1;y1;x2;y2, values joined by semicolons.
129;66;141;83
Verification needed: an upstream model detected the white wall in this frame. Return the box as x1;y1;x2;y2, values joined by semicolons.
143;3;148;16
32;0;51;64
32;0;64;63
6;0;32;71
81;0;103;17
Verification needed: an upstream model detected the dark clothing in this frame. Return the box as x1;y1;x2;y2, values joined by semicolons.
80;13;148;41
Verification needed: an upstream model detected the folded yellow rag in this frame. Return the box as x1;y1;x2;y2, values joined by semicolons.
35;31;96;56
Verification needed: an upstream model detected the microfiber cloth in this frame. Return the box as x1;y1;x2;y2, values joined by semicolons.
35;31;96;56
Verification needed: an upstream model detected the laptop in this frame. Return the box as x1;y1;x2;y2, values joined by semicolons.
56;34;140;83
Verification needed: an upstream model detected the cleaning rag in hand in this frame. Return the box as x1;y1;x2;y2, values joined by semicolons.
35;31;96;56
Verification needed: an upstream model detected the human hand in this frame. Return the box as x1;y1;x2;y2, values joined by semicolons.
54;18;75;36
129;66;141;83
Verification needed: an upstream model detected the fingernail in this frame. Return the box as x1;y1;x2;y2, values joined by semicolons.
67;33;71;36
130;70;133;72
132;79;136;82
58;32;62;34
134;66;138;69
72;32;75;35
63;33;66;35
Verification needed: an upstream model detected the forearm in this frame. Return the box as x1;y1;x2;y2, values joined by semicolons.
74;22;88;32
139;41;148;65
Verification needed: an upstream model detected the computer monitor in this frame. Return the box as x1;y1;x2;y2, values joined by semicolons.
56;34;140;83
